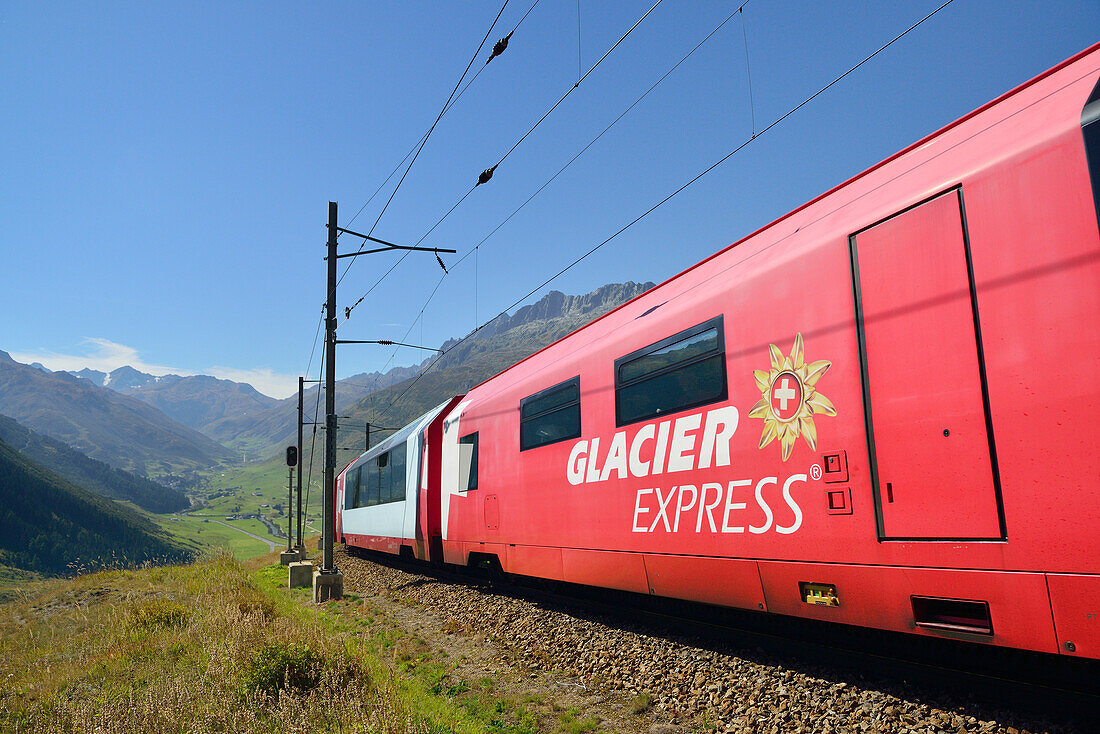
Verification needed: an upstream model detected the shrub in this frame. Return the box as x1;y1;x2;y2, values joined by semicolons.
239;642;326;696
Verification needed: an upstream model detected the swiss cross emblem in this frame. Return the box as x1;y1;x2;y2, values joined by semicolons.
769;371;803;421
749;334;837;461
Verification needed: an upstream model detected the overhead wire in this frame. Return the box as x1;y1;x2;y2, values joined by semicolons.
303;309;325;379
373;0;958;423
489;0;664;174
343;0;665;324
360;1;750;389
339;4;541;240
343;0;542;239
360;0;510;242
331;0;513;302
739;7;756;137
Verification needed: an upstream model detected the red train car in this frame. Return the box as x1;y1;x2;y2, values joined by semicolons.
433;45;1100;659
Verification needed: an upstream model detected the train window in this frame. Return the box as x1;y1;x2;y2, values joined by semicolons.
366;457;382;506
379;452;392;505
357;464;371;508
614;316;727;426
460;432;479;491
348;467;361;509
389;447;406;502
520;376;581;451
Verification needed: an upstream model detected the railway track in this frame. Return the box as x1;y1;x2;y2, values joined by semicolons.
340;545;1097;734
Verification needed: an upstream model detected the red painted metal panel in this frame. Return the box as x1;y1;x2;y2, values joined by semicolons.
758;561;1058;653
442;540;465;565
561;549;650;594
853;191;1001;539
1046;573;1100;657
485;494;500;531
644;555;765;611
506;545;564;581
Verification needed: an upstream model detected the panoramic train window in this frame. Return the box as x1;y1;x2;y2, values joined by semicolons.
350;448;408;507
356;464;371;508
614;316;727;426
520;376;581;451
379;452;392;506
460;432;479;491
388;447;406;502
348;467;361;509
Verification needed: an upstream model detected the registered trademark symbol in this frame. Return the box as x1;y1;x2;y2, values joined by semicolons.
810;464;823;481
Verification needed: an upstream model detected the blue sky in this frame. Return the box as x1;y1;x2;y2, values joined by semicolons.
2;1;1096;398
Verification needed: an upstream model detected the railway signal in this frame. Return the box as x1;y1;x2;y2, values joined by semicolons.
280;443;300;566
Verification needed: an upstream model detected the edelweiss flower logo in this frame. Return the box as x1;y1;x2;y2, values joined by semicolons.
749;334;835;461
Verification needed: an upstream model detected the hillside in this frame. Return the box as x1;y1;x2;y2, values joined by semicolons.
0;555;638;733
0;438;193;575
0;413;190;513
0;352;233;475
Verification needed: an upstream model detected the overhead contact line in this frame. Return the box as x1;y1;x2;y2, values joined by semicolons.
374;0;957;423
342;0;543;236
332;0;514;303
483;0;664;181
364;1;751;392
344;0;665;325
358;0;510;241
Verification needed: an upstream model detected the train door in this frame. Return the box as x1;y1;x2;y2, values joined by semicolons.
850;188;1005;540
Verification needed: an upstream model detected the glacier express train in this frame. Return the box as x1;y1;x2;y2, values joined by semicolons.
337;44;1100;659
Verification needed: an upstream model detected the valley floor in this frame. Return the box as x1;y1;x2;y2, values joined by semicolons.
148;457;323;562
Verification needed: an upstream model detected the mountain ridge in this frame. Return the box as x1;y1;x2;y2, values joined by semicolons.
67;367;279;435
0;356;233;475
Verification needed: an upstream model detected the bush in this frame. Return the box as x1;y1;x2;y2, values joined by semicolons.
239;642;326;696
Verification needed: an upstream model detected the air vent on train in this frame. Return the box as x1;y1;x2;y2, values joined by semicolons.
911;595;992;635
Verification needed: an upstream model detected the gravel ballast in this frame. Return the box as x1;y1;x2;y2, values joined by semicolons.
335;546;1087;733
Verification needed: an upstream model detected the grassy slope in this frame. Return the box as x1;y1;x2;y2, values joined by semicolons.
0;553;548;733
0;564;41;603
155;515;272;561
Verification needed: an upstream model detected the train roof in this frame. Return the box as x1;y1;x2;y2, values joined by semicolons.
341;398;455;473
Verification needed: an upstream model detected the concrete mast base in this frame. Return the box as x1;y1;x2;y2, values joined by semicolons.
312;568;343;603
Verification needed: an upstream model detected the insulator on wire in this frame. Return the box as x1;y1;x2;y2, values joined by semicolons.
477;165;497;186
487;31;513;64
344;306;351;320
436;253;449;273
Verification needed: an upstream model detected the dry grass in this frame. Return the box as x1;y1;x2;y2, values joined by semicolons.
0;552;432;733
